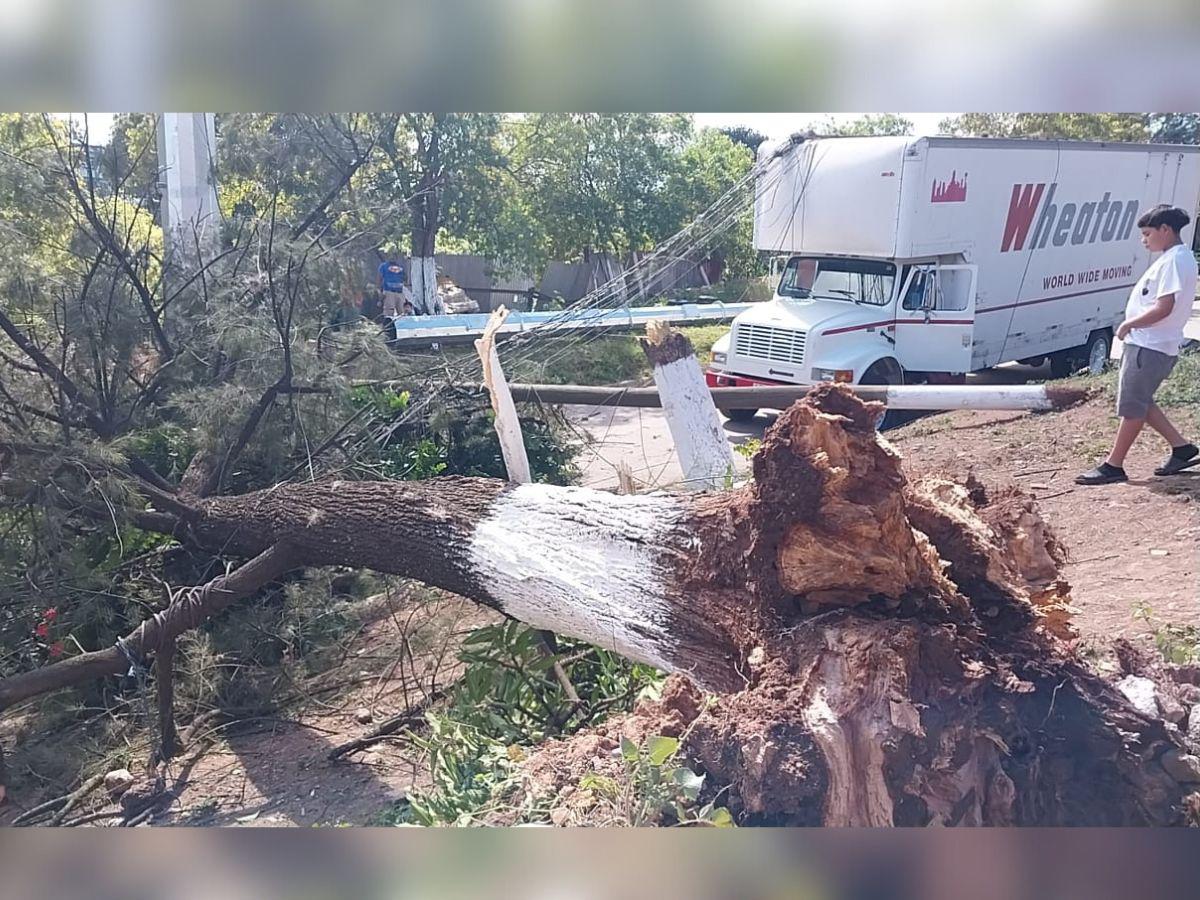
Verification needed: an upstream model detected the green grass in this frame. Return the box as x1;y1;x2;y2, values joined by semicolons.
1156;347;1200;409
1060;345;1198;410
526;324;733;387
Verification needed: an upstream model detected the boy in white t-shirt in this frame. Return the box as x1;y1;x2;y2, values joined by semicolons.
1077;205;1199;485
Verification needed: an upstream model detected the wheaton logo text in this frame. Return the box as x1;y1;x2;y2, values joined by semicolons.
1000;184;1139;253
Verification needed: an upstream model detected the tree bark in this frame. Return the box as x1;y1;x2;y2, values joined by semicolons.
2;384;1196;824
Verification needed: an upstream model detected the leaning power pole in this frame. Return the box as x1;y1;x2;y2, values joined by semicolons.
157;113;220;269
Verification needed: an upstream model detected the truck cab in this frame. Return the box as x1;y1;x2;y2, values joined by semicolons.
706;253;978;420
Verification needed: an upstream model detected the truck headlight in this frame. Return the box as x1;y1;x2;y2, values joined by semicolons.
711;351;727;365
811;367;854;383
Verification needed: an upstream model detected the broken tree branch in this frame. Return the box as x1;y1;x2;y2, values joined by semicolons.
0;543;299;713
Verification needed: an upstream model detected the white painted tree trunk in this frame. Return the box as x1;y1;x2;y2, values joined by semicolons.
468;484;687;673
411;256;439;315
642;323;736;491
475;307;531;485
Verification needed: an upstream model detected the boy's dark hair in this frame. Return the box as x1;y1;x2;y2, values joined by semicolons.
1136;204;1191;232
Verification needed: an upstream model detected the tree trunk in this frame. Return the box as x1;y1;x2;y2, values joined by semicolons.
2;385;1197;824
408;173;440;315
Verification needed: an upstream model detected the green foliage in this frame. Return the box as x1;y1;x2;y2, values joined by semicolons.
376;714;527;827
351;385;578;483
819;114;914;137
660;129;760;277
1149;114;1200;145
1133;601;1200;665
1155;347;1199;410
349;385;411;417
611;734;735;827
533;334;651;386
718;126;769;154
733;438;762;460
529;323;737;387
503;113;693;267
378;619;666;826
939;113;1150;142
451;620;663;743
121;425;198;482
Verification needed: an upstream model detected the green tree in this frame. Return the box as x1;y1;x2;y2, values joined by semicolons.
503;114;692;265
820;114;913;137
660;128;760;278
718;125;769;154
1149;113;1200;144
374;114;505;305
938;113;1150;142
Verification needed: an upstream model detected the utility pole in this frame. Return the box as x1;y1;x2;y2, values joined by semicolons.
157;113;220;268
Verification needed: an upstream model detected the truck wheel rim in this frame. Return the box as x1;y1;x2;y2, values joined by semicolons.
1088;339;1108;375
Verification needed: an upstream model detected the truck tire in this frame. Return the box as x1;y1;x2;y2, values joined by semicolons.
1083;330;1112;376
860;360;904;431
724;408;759;423
1048;350;1079;379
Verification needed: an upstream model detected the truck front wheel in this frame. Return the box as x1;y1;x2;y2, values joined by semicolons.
860;360;904;431
724;408;759;423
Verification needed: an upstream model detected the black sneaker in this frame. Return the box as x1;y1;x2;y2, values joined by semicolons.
1075;462;1128;485
1155;443;1200;476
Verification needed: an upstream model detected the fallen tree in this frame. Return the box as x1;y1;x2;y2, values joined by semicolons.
2;385;1197;825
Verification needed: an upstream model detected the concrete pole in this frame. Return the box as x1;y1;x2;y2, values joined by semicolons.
157;113;220;268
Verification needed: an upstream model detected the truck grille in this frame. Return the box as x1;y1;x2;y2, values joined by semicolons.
733;324;807;367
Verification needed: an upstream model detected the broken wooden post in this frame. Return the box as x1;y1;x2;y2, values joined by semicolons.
476;306;582;705
475;306;531;484
640;322;736;491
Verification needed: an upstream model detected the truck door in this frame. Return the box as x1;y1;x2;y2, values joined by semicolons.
892;264;978;374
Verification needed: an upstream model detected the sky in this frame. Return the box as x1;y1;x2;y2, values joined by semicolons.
65;112;954;146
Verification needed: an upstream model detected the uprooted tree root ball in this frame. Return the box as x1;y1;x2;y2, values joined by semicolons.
504;386;1200;826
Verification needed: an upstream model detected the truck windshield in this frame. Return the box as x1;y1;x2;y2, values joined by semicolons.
777;257;896;306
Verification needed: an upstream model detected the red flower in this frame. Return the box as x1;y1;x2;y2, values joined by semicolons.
48;642;64;658
34;622;50;639
43;608;58;622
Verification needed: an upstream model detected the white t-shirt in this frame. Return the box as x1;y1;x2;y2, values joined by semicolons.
1124;243;1198;357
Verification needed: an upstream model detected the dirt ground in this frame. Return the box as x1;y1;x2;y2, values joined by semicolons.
0;587;501;828
887;396;1199;641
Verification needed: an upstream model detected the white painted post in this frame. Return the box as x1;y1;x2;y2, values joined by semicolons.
157;113;220;268
641;321;736;491
475;306;532;484
411;257;439;315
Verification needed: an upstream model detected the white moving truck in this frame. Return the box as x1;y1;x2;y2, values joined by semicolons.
706;135;1200;422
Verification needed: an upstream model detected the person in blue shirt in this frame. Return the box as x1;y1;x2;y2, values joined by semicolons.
378;260;411;317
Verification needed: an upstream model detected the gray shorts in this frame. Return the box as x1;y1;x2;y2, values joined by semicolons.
1116;344;1177;418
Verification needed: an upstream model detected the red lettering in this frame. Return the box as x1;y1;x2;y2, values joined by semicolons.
1001;183;1045;252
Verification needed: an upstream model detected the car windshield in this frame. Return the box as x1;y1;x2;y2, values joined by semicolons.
777;257;896;307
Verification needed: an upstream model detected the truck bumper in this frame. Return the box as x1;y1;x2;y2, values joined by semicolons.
705;370;799;388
